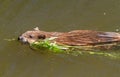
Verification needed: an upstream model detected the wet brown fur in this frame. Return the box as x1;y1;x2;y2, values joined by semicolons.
18;28;120;46
55;30;120;46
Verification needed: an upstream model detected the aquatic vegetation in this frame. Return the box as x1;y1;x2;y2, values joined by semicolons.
30;37;68;53
30;37;120;59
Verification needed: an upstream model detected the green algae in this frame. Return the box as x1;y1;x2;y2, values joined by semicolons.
30;37;68;53
30;37;120;59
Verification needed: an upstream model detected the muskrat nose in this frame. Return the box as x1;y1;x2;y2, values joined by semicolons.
18;36;23;40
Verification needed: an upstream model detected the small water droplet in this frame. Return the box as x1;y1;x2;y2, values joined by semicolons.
103;12;106;15
116;29;119;32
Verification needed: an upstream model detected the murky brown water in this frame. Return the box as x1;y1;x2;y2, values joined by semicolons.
0;0;120;77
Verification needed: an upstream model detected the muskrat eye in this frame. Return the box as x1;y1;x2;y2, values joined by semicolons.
38;35;46;39
29;35;33;38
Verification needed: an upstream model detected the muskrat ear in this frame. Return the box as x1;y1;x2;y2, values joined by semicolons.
38;35;46;39
34;27;39;31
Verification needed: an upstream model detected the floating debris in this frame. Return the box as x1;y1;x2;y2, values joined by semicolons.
4;38;16;41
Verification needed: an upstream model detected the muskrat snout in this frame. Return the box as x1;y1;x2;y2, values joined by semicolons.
18;36;28;44
18;36;22;40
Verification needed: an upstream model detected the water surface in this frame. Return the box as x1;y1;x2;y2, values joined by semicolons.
0;0;120;77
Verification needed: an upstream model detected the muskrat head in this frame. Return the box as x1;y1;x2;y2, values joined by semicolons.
18;27;46;44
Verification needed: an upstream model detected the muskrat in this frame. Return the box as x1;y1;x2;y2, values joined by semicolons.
18;27;120;48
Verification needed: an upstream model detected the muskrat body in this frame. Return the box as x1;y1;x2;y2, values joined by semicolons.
18;27;120;50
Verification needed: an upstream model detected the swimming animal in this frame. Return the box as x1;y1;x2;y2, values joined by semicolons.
18;27;120;50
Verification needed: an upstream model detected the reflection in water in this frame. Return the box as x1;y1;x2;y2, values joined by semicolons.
0;0;120;77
